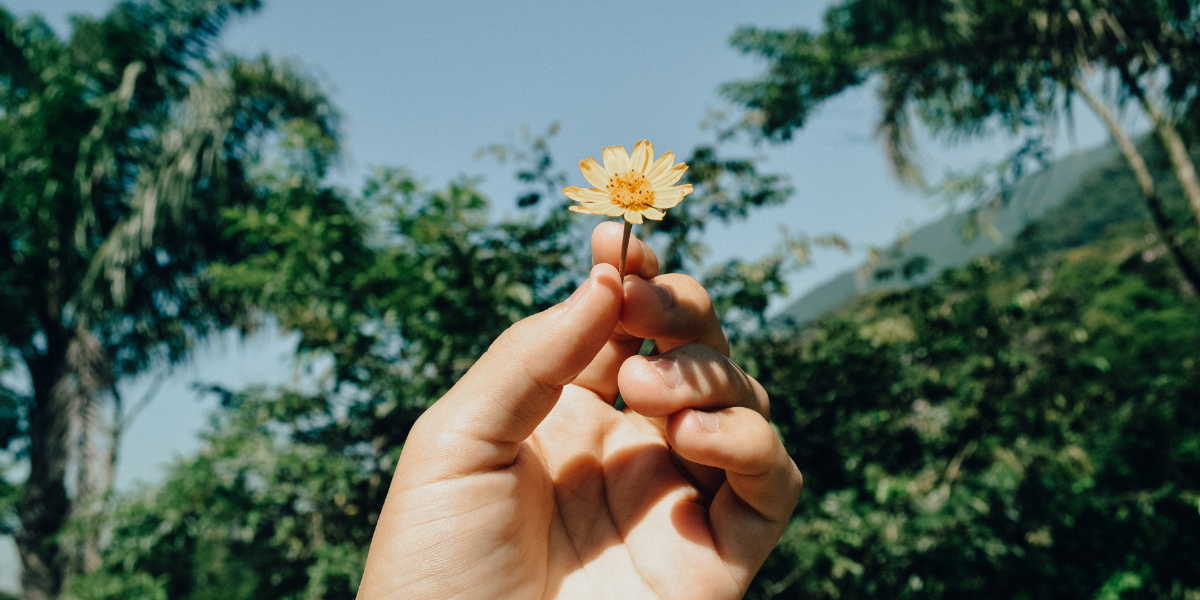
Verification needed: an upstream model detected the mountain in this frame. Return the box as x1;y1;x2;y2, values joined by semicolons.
775;141;1131;326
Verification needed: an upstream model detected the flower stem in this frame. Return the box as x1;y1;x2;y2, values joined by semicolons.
618;220;633;280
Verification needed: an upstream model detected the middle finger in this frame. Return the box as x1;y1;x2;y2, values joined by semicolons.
617;344;769;420
617;343;770;494
621;274;729;356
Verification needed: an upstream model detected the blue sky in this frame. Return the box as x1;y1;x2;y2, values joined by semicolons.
12;0;1101;285
0;0;1119;591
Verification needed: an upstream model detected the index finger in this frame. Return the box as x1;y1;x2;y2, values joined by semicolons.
570;222;660;401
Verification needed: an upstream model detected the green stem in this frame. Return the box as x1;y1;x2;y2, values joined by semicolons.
618;220;633;279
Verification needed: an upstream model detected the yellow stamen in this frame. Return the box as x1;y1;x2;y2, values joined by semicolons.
607;171;656;210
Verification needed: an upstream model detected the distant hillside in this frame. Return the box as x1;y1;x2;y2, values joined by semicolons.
772;140;1176;326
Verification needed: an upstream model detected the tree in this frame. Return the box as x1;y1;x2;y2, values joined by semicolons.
70;162;584;600
736;215;1200;599
718;7;1200;592
0;2;338;598
722;0;1200;291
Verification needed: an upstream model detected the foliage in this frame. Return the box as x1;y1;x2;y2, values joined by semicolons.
0;0;338;596
723;0;1199;148
720;13;1200;592
740;221;1200;599
722;0;1200;290
75;387;376;600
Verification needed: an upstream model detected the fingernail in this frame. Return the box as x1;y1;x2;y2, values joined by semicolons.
695;410;720;433
649;356;681;389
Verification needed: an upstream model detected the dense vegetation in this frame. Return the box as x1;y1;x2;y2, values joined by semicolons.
3;1;1199;599
740;142;1200;599
0;1;339;597
748;226;1200;599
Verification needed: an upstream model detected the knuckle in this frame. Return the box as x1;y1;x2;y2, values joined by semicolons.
789;464;805;499
492;308;555;351
672;274;715;314
490;316;525;351
752;379;771;419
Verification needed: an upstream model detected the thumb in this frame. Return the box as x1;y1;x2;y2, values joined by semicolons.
418;263;622;472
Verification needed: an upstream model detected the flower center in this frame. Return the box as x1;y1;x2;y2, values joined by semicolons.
607;171;655;210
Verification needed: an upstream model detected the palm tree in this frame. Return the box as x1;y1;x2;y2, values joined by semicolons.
724;0;1200;291
0;2;338;598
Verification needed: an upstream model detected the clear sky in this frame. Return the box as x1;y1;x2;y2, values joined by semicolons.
0;0;1120;591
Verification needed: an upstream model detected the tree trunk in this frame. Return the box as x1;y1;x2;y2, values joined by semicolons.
17;353;71;600
66;327;109;580
1072;77;1200;292
16;323;111;599
72;396;102;577
1117;66;1200;236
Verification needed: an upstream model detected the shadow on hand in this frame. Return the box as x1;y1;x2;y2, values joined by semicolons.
540;438;716;597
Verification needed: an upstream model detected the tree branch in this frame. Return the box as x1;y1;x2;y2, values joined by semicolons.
102;372;167;503
1117;64;1200;236
1071;77;1200;292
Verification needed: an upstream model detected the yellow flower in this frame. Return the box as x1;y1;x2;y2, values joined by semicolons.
563;140;693;224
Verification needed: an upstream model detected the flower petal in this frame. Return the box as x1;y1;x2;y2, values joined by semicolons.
569;205;604;216
578;157;610;190
600;203;625;216
650;162;688;188
640;207;665;220
603;145;631;175
644;151;676;182
651;186;690;209
563;186;610;204
630;140;654;174
623;209;644;224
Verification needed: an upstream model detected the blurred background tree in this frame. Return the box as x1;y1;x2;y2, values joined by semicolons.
719;2;1200;597
743;219;1200;599
722;0;1200;291
0;1;339;597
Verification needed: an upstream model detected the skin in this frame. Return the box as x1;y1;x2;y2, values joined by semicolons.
359;222;804;600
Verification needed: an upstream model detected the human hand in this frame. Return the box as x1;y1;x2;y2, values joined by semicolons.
358;222;803;599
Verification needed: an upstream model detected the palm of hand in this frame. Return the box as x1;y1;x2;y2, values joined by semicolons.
493;384;745;600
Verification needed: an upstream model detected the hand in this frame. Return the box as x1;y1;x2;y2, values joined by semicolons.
359;222;803;600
